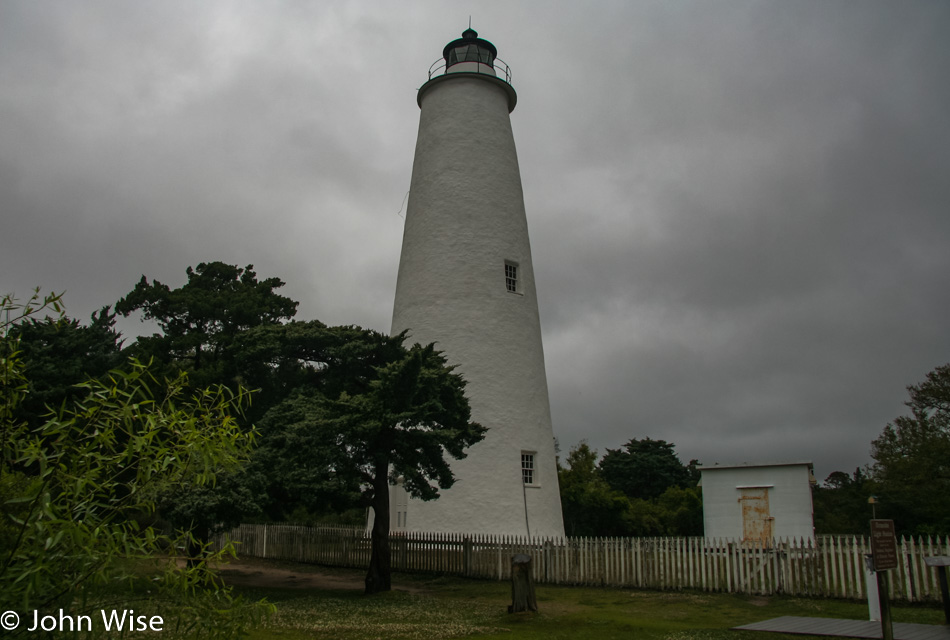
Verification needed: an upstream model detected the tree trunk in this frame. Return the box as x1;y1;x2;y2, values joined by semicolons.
365;463;392;594
508;553;538;613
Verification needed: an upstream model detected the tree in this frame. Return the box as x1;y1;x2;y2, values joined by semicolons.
116;262;298;391
557;441;704;537
811;468;876;534
655;486;703;536
208;321;376;524
871;364;950;535
7;306;124;429
599;438;697;501
116;263;486;590
623;498;666;536
558;443;631;536
254;328;485;594
1;292;270;633
115;263;300;555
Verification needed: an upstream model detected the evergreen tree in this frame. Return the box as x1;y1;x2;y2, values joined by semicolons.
600;437;696;500
558;443;631;536
116;261;298;395
253;331;485;594
8;306;123;428
871;364;950;535
812;468;876;534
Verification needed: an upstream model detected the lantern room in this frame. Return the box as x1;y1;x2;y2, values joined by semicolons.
444;28;497;70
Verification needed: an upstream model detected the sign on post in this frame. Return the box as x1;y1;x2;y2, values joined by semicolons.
870;519;898;571
869;519;897;640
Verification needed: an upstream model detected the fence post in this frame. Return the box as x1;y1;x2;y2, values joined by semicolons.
464;536;473;577
497;537;503;581
777;539;786;594
543;539;551;583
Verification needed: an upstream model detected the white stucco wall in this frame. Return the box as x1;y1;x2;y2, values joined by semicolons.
386;69;564;538
700;462;815;541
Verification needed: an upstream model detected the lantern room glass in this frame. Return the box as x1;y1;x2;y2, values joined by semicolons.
447;44;494;67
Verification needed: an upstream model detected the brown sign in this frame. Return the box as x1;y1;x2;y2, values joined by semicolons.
870;519;898;571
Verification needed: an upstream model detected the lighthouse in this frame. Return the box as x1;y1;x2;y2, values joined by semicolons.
389;28;564;538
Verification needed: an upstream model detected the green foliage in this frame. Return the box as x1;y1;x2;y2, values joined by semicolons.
7;306;124;428
230;320;488;517
620;487;704;537
871;363;950;535
230;319;328;405
116;262;486;592
253;328;485;592
226;320;412;519
253;388;361;518
159;469;266;551
283;505;367;527
115;263;302;552
812;468;876;534
622;498;666;536
655;485;704;536
355;340;486;501
599;437;698;501
558;443;631;536
1;290;64;466
558;441;703;537
116;262;298;388
1;292;271;634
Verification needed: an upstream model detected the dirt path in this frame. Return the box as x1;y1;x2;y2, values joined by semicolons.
214;557;424;593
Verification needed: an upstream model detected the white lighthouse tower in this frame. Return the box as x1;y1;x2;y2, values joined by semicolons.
389;28;564;538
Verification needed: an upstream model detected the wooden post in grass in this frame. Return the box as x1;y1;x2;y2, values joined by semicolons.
509;554;538;613
870;520;897;640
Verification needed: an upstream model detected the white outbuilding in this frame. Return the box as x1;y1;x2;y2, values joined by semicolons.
698;461;816;542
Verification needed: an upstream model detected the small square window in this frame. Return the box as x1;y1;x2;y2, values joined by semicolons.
521;452;536;485
505;262;518;293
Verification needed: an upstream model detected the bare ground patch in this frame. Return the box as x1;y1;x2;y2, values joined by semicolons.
213;556;425;593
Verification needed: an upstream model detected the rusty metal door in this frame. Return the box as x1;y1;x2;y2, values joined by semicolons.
739;488;773;544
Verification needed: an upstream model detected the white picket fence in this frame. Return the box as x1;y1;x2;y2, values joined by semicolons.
215;524;950;602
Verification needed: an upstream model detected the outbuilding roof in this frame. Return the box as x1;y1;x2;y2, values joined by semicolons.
697;461;813;471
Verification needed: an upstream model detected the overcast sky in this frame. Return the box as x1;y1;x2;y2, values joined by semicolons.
3;1;948;482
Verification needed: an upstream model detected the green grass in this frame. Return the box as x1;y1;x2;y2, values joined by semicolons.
231;561;946;640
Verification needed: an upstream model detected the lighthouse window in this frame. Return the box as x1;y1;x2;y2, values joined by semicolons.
505;262;518;293
449;45;493;66
521;452;536;485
